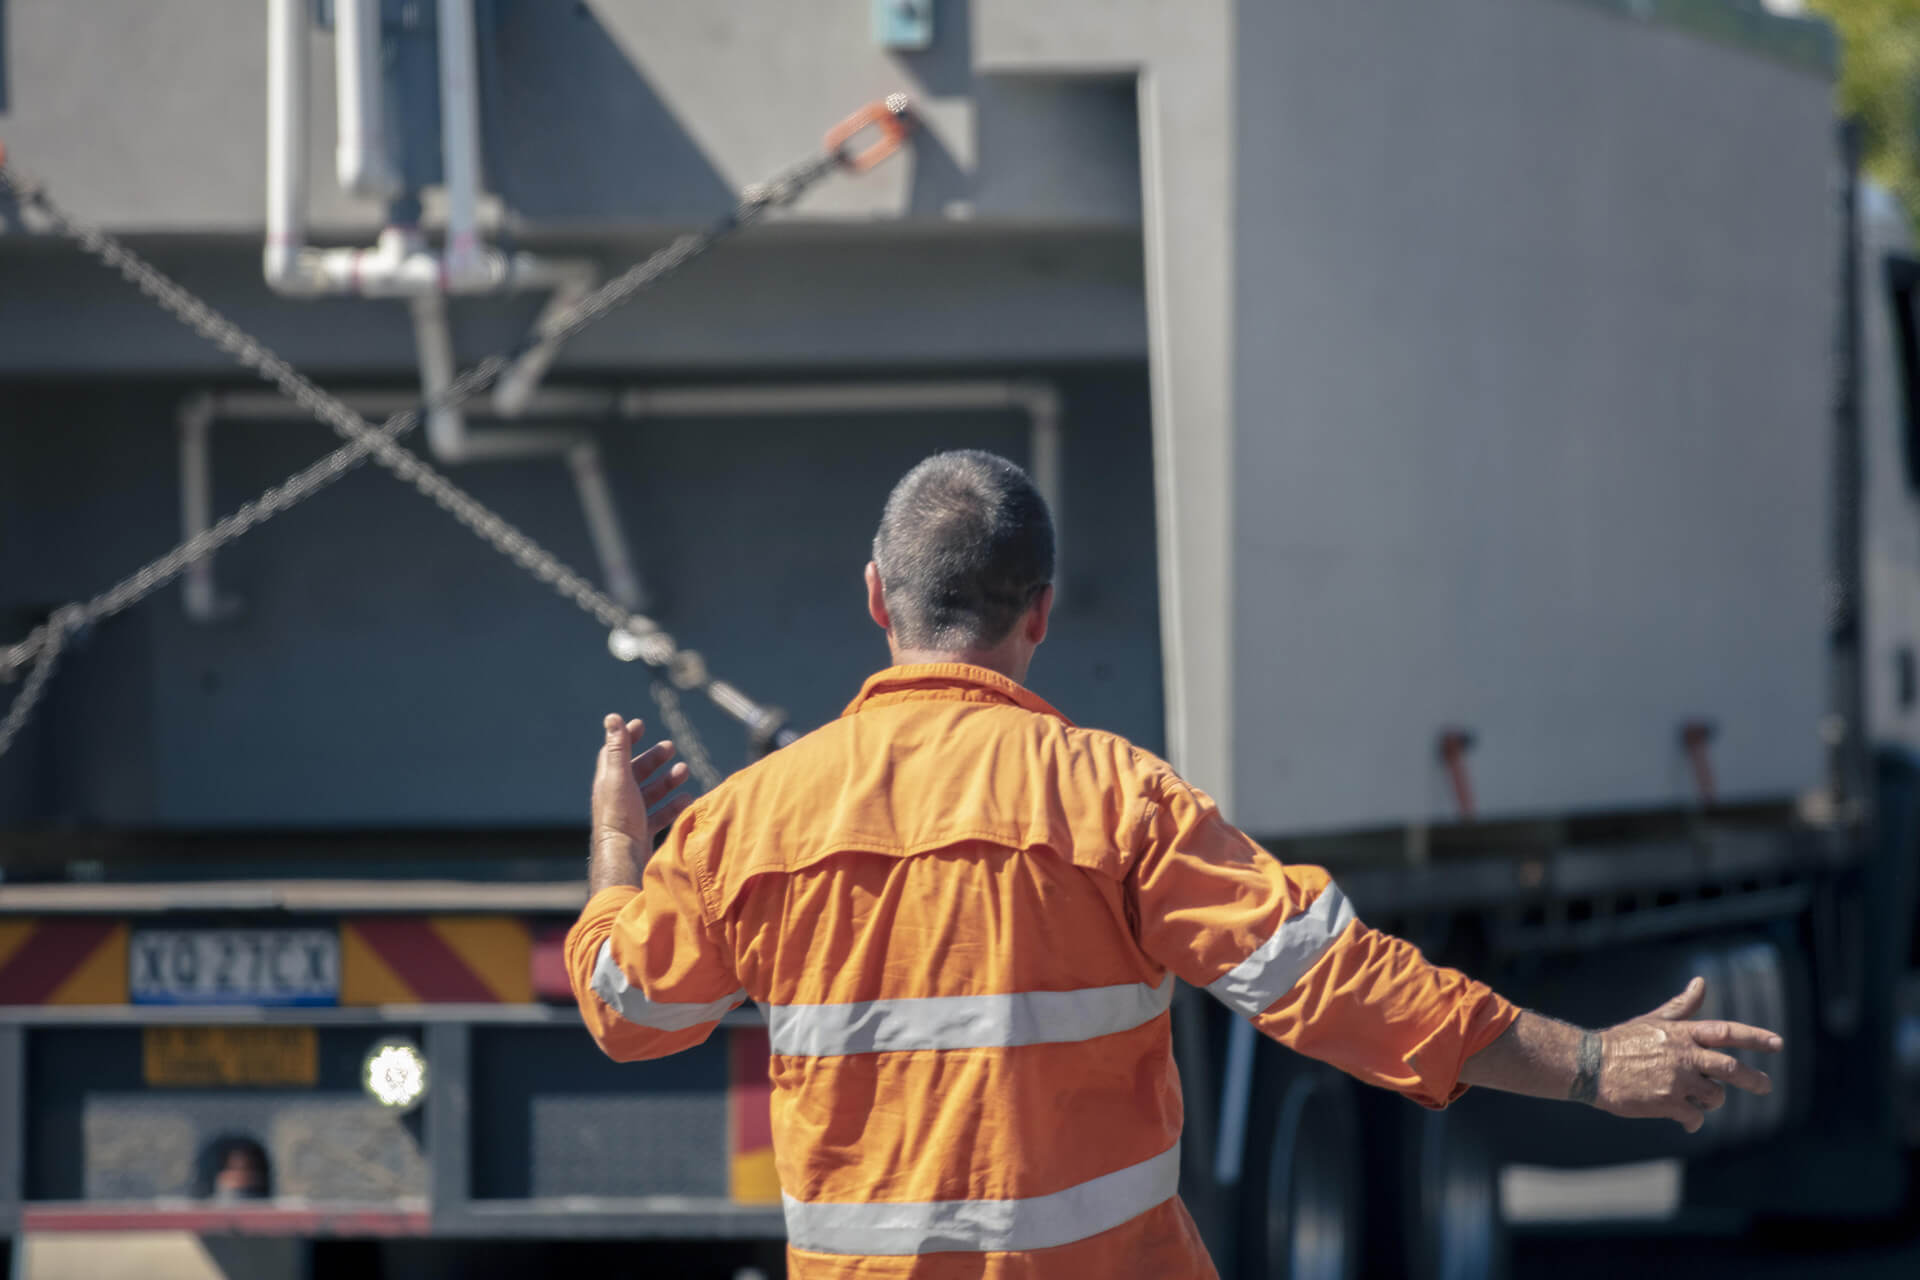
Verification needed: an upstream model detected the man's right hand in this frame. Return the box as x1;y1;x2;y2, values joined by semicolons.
587;714;693;896
1590;976;1782;1133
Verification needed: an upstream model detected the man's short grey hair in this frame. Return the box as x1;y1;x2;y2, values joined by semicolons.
872;450;1055;650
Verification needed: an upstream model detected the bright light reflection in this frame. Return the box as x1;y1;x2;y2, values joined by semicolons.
363;1039;429;1109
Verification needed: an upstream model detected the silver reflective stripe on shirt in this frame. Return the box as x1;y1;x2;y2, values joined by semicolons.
783;1140;1181;1256
1206;882;1357;1018
765;972;1175;1058
591;938;745;1031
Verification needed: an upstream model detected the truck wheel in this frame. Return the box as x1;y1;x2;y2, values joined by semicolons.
1238;1063;1361;1280
1404;1106;1506;1280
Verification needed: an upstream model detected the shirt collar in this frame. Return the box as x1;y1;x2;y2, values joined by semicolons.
841;663;1074;725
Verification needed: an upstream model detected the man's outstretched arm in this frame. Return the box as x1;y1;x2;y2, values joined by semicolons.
1126;763;1785;1116
1458;977;1782;1132
1128;769;1521;1107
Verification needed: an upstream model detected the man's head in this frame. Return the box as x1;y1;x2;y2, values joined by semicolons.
866;450;1055;677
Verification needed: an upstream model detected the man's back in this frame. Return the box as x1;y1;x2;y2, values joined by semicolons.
569;664;1516;1277
572;665;1216;1275
715;665;1201;1273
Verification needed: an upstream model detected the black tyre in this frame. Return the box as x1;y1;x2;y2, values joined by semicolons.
1237;1062;1362;1280
1403;1104;1507;1280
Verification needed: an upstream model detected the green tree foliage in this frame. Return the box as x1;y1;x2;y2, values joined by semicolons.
1811;0;1920;232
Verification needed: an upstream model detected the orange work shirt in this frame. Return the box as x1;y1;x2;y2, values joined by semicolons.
567;663;1517;1278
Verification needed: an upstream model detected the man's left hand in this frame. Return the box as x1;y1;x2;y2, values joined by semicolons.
589;714;693;890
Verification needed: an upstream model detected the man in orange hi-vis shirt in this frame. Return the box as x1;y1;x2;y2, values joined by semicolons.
566;450;1783;1279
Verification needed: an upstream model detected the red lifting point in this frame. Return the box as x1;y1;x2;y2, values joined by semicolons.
1437;728;1477;821
824;94;914;173
1681;720;1718;807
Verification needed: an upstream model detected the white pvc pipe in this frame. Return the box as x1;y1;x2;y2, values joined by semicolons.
617;380;1066;553
503;253;598;292
206;388;619;420
187;388;647;614
436;0;483;276
409;297;607;461
262;0;591;438
264;0;309;288
567;443;647;609
617;381;1048;418
210;381;1062;523
335;0;400;199
270;242;591;299
192;379;1064;615
493;261;600;416
1020;383;1063;502
1021;381;1065;589
264;2;596;302
178;394;219;623
410;293;467;460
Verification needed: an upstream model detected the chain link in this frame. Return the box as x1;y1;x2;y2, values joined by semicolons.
0;607;79;760
0;141;852;788
648;678;722;791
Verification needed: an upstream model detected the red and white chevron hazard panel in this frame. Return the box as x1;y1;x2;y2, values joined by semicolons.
0;919;128;1004
730;1026;778;1204
339;916;532;1004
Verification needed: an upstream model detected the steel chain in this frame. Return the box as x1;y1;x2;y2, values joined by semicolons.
0;143;848;788
647;678;721;793
0;607;78;760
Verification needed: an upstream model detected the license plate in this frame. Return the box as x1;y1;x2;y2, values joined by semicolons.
143;1025;318;1086
130;929;340;1006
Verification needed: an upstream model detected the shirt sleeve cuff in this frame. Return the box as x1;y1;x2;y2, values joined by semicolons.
582;884;641;923
565;885;642;972
1404;987;1523;1110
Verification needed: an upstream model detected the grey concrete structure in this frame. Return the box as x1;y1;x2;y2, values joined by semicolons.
1222;2;1836;830
0;0;1845;833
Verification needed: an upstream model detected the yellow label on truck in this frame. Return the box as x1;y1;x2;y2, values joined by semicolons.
142;1026;318;1087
